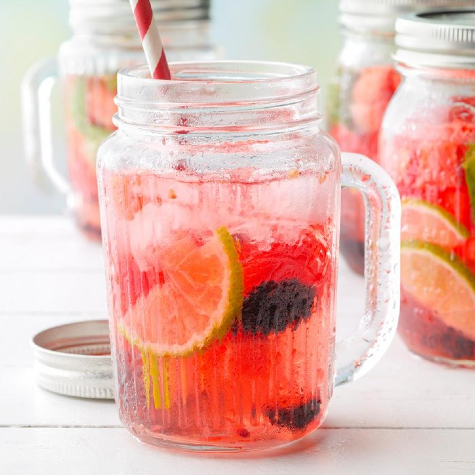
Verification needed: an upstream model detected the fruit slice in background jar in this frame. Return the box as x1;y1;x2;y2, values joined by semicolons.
463;144;475;221
401;240;475;341
65;74;117;237
401;198;470;249
328;65;400;275
350;65;401;134
67;75;115;163
85;75;117;130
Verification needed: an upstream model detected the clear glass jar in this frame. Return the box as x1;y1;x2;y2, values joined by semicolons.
328;0;473;274
23;0;219;240
97;61;401;451
380;11;475;367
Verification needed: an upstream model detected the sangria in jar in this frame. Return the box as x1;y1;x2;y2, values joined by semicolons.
23;0;219;240
98;61;401;451
380;10;475;366
329;0;473;274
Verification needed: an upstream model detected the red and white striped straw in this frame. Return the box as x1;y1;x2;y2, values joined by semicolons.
129;0;171;80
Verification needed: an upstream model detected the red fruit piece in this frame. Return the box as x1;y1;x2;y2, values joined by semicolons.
86;75;117;131
67;127;98;199
112;253;161;316
330;124;379;161
107;174;159;221
236;226;330;295
453;237;475;274
350;65;401;133
438;187;473;231
450;96;475;123
389;139;470;191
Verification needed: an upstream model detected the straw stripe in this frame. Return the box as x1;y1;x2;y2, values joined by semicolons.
154;51;171;79
133;0;153;40
129;0;171;80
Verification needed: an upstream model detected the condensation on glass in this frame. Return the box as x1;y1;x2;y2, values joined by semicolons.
329;0;474;275
380;10;475;367
97;61;401;451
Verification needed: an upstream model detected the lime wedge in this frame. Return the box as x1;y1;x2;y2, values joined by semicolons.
402;198;469;249
119;226;244;357
69;76;112;167
401;240;475;340
462;143;475;221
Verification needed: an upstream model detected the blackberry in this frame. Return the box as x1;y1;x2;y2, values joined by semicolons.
400;293;475;360
266;398;321;431
237;428;250;438
239;279;317;336
424;326;475;360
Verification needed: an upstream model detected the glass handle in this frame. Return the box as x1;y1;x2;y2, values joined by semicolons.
335;152;401;386
22;57;70;196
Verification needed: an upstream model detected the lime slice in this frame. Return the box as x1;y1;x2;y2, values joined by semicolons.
69;76;112;167
401;241;475;340
119;226;244;357
462;143;475;221
402;198;469;249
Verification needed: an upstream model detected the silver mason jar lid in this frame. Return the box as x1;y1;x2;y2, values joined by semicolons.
31;320;114;400
70;0;210;32
340;0;475;33
395;10;475;69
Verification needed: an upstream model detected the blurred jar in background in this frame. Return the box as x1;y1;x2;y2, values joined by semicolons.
380;10;475;367
328;0;473;275
23;0;219;240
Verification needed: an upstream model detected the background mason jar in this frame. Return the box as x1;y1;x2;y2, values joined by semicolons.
328;0;474;275
23;0;220;239
379;10;475;367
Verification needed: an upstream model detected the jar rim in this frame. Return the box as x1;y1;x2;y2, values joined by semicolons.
340;0;475;34
69;0;210;33
395;9;475;69
117;61;318;104
115;61;320;135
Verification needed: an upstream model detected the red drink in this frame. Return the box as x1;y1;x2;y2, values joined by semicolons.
328;0;473;274
98;61;401;452
330;65;401;273
381;71;475;366
380;95;475;364
379;10;475;366
100;169;338;449
65;74;116;239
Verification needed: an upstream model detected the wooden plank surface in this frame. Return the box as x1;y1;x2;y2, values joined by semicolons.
0;428;473;475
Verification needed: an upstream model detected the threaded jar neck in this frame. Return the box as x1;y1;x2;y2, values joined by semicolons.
115;61;321;137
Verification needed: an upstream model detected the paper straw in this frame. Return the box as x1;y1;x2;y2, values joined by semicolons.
129;0;171;80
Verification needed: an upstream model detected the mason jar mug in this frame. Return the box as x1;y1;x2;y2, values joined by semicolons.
97;61;401;451
22;0;219;240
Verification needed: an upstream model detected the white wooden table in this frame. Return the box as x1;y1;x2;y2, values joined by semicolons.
0;216;474;475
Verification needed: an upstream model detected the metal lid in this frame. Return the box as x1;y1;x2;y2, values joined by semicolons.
70;0;210;32
340;0;475;33
395;10;475;69
32;320;114;400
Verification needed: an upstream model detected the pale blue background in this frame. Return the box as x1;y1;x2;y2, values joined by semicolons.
0;0;340;214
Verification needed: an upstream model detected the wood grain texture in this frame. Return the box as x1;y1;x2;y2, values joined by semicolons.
0;428;473;475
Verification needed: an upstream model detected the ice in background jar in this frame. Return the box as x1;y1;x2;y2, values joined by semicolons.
23;0;219;240
380;10;475;366
328;0;474;275
97;61;400;451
